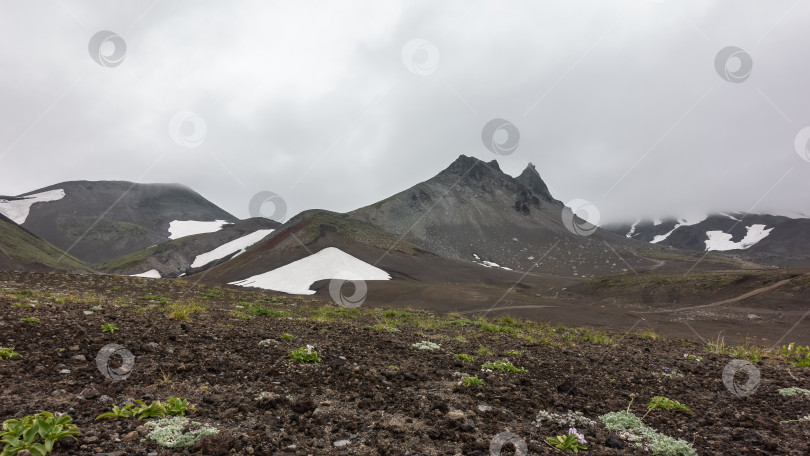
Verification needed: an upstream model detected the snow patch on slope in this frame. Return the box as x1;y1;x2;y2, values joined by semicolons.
705;224;773;251
626;219;640;238
229;247;390;295
131;269;161;278
0;189;65;224
191;229;274;268
651;214;707;244
168;220;229;240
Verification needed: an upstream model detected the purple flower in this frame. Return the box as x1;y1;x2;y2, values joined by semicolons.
568;427;586;445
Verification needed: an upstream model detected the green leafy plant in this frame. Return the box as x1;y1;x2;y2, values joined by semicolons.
0;348;21;360
546;428;587;453
455;353;475;362
19;317;39;323
481;360;527;373
504;349;526;355
96;397;195;421
100;323;119;334
281;333;294;341
643;396;691;419
288;345;322;363
456;375;485;387
0;412;80;456
779;343;810;367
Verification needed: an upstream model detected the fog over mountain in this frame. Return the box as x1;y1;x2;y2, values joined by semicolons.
1;1;810;225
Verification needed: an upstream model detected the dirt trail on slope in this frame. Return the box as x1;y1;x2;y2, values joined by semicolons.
636;275;803;314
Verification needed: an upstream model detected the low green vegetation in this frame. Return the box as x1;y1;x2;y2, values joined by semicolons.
454;353;475;362
281;333;294;341
453;372;485;387
0;348;21;360
411;341;441;351
481;359;527;373
599;395;696;456
19;317;39;323
778;387;810;398
546;428;587;453
143;416;218;448
0;412;80;456
100;323;119;333
288;345;322;363
96;397;195;421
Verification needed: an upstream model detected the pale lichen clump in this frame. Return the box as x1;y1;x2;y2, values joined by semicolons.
143;416;219;448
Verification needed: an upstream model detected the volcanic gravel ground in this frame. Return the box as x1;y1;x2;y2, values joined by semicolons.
0;272;809;455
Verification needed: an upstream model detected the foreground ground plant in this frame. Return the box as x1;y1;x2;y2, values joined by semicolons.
0;412;80;456
288;345;322;363
143;416;218;449
0;348;20;360
599;395;696;456
96;397;195;421
546;427;587;452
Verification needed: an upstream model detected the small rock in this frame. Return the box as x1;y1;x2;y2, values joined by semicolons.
477;404;492;412
84;436;99;443
17;450;30;456
52;389;67;396
605;434;625;449
447;410;465;420
69;345;79;351
59;369;71;374
333;440;351;447
72;354;87;362
79;388;99;400
123;431;139;443
98;395;113;404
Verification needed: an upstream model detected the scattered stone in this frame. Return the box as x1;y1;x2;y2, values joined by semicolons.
68;346;79;351
333;439;351;447
51;389;67;396
72;354;86;361
59;369;71;374
447;410;465;421
79;387;99;400
98;395;113;404
477;404;492;412
123;431;139;443
605;434;625;449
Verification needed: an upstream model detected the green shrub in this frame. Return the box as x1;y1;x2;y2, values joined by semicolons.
481;360;527;373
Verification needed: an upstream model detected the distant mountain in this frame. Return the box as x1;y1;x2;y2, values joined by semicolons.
348;155;660;277
98;217;280;277
0;181;237;264
0;213;92;272
603;213;810;268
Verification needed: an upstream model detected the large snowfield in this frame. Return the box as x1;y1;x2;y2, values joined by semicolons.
228;247;390;295
705;224;773;251
0;189;65;224
191;229;274;268
168;220;230;240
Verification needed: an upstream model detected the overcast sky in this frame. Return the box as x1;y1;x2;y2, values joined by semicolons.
1;0;809;224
